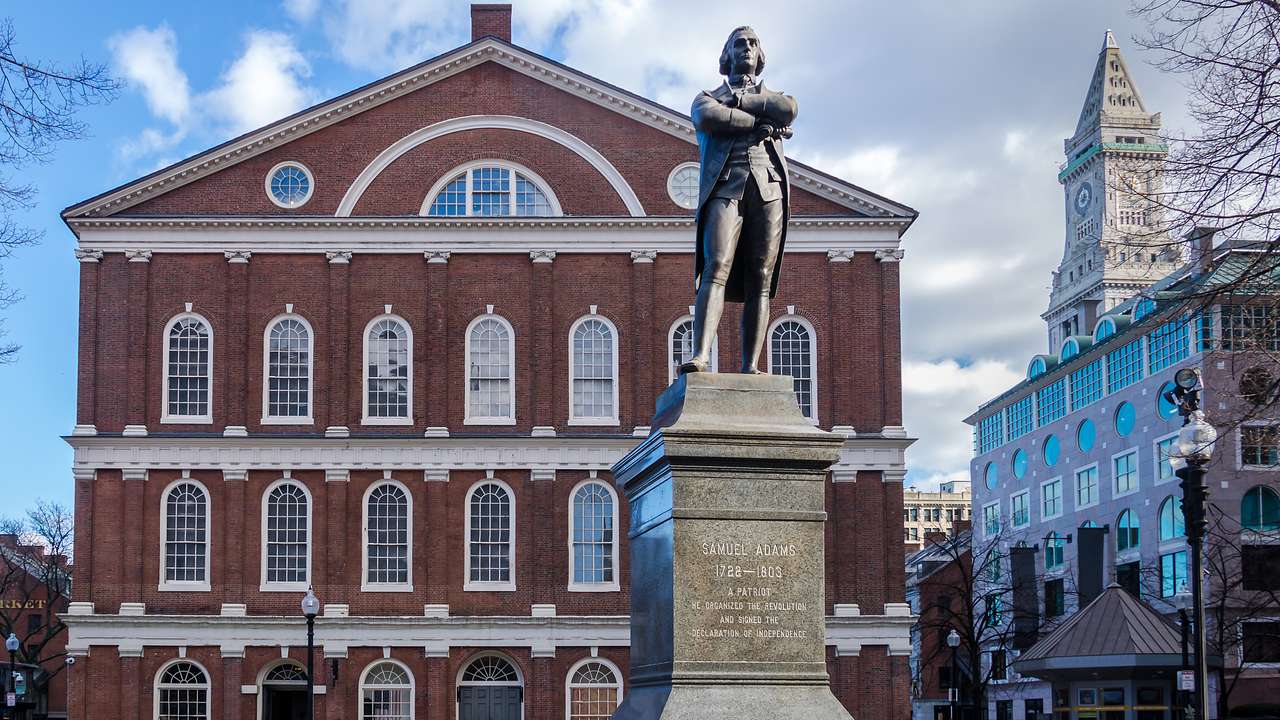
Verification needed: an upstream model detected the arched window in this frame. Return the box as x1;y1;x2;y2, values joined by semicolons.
569;481;619;591
424;162;559;217
364;482;411;589
155;661;210;720
263;316;313;423
163;314;213;423
1159;496;1185;541
363;316;412;424
1242;485;1280;532
1117;509;1140;552
262;481;311;588
1045;532;1065;570
668;317;717;383
566;659;623;719
161;479;210;589
466;315;515;424
359;661;413;720
258;661;306;720
466;480;515;590
569;316;618;425
769;318;817;421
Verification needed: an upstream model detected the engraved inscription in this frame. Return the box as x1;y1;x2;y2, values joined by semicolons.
689;539;810;641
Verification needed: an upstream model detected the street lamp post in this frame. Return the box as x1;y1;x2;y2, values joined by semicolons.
1165;368;1217;720
301;588;320;720
5;632;18;720
946;629;961;720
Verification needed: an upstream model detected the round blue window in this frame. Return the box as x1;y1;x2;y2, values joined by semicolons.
1157;382;1179;420
1115;401;1136;436
1043;435;1060;466
268;163;312;208
1077;419;1096;452
1012;449;1028;479
985;462;998;490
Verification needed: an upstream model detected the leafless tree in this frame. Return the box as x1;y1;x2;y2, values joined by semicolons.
0;17;118;361
0;500;73;690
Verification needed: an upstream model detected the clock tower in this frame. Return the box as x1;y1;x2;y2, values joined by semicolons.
1044;30;1181;352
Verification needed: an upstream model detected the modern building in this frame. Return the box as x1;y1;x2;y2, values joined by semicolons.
904;481;972;552
59;6;919;720
963;31;1280;720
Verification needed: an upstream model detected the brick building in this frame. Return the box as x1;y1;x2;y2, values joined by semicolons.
0;534;70;720
60;6;917;719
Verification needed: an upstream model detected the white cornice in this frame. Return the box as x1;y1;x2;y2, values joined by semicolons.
62;40;915;223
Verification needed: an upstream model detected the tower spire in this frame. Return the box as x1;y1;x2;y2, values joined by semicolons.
1073;30;1149;138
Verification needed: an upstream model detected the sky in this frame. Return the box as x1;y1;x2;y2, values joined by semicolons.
0;0;1195;516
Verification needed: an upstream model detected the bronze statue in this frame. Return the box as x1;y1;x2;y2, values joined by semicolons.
681;26;797;375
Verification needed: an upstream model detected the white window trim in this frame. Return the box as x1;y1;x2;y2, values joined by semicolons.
361;479;414;592
261;313;316;425
1237;615;1280;669
157;476;212;592
982;500;1001;538
265;161;315;209
259;478;313;592
358;658;416;720
361;314;415;426
567;479;621;592
154;659;212;720
1115;509;1141;557
1074;462;1101;511
456;652;525;720
767;314;819;425
256;660;307;720
160;312;214;424
667;315;718;384
420;159;563;217
1040;476;1064;521
1110;446;1140;498
564;656;624;719
567;313;621;426
464;478;517;592
1237;421;1280;472
1158;495;1187;547
665;162;700;210
1153;430;1180;485
1009;490;1031;529
464;313;517;426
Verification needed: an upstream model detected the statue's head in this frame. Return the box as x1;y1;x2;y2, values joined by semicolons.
718;26;765;77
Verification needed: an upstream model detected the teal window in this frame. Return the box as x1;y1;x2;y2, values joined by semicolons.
1045;532;1065;569
1113;451;1138;495
1160;550;1188;597
1077;419;1096;452
1007;396;1033;440
1134;298;1156;321
1106;338;1144;392
1114;402;1136;436
983;503;1000;537
1148;319;1189;374
985;595;1004;625
1042;479;1062;518
978;412;1004;454
1156;436;1178;482
1159;496;1185;540
1037;379;1067;425
1076;466;1099;508
1011;492;1030;527
1242;486;1280;531
1028;357;1047;380
1117;509;1139;551
1043;434;1061;466
985;462;999;490
1070;360;1104;410
1095;317;1116;341
1061;338;1080;361
1194;312;1214;352
1012;449;1028;479
1157;382;1179;420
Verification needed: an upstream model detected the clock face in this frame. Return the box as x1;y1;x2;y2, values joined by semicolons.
1075;182;1093;214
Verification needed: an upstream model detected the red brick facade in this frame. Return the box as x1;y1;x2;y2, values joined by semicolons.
62;8;915;719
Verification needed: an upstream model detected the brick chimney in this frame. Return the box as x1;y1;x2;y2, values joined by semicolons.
1185;226;1218;276
471;4;512;42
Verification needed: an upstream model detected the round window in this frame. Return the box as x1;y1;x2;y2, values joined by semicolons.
984;462;998;490
266;162;313;208
667;163;700;209
1043;435;1060;466
1012;449;1028;479
1157;381;1178;420
1077;419;1096;452
1114;401;1136;436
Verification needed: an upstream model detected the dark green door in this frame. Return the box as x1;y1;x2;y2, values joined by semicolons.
458;686;522;720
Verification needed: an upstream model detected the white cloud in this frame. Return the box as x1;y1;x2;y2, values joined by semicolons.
902;358;1022;482
203;30;315;136
283;0;320;22
108;25;191;125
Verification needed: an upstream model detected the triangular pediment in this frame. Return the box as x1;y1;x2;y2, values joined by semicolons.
65;38;914;223
1074;30;1151;137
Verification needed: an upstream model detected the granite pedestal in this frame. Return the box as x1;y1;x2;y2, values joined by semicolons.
610;373;852;720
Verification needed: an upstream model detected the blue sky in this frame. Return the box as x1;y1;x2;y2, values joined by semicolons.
0;1;1193;517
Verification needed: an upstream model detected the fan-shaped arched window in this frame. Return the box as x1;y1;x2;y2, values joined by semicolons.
570;316;618;425
155;661;210;720
466;315;515;424
263;316;313;422
668;317;717;383
364;482;411;589
1242;485;1280;532
424;163;559;217
1117;509;1140;552
363;316;412;424
1159;496;1185;541
161;479;209;589
461;655;521;683
570;481;618;590
262;481;311;588
769;318;817;421
566;659;623;719
163;314;213;422
360;661;414;720
466;480;514;590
